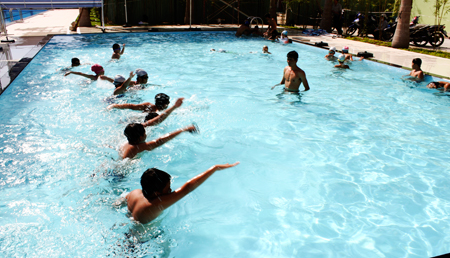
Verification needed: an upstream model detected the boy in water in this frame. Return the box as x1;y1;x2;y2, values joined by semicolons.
71;58;80;67
427;81;450;91
112;43;126;59
126;162;239;224
272;51;310;92
409;58;424;81
325;47;337;61
101;68;149;86
121;122;198;159
342;46;353;61
108;93;171;113
262;45;271;54
334;54;349;69
64;64;104;80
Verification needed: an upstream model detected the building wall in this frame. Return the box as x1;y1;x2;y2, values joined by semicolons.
411;0;450;26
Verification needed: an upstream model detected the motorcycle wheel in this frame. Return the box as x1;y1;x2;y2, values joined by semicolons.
413;37;428;47
429;32;445;47
346;27;357;36
383;31;394;41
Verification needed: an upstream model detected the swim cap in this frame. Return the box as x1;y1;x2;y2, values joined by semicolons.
155;93;170;106
338;54;346;62
282;30;288;36
135;69;148;77
91;64;104;74
113;75;126;86
329;47;336;52
342;46;349;53
263;45;268;48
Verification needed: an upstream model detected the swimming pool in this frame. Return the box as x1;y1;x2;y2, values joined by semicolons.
2;9;46;24
0;31;449;257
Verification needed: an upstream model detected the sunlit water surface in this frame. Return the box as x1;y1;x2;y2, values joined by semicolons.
0;32;449;257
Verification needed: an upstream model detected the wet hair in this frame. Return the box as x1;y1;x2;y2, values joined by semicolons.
71;58;80;66
112;43;120;50
265;13;271;19
155;93;170;110
140;168;171;200
287;51;299;60
124;123;145;145
412;58;422;67
144;112;159;122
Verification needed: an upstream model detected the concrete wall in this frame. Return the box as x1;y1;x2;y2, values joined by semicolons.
411;0;450;26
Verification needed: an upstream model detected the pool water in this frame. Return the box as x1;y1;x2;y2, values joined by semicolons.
0;32;449;257
3;9;46;24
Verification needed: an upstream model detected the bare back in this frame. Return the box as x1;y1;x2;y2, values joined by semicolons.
126;190;162;223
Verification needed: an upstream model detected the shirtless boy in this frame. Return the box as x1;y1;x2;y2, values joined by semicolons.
108;93;171;113
409;58;424;81
112;43;125;59
272;51;310;92
325;47;337;61
126;162;239;224
264;14;279;40
427;81;450;92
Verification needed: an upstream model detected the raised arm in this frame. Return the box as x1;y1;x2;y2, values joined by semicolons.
114;71;135;95
120;44;125;55
156;162;240;210
143;124;198;152
65;71;97;80
142;98;184;127
107;102;155;111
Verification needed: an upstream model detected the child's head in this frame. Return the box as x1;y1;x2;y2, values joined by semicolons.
287;50;299;61
135;69;148;84
338;54;345;63
263;45;269;52
342;46;349;53
124;123;146;145
328;47;336;55
71;58;80;67
141;168;172;200
113;75;126;87
281;30;288;36
412;58;422;68
144;112;159;122
91;64;104;75
155;93;170;110
112;43;121;53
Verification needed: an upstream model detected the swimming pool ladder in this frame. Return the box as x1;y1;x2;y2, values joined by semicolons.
249;16;264;31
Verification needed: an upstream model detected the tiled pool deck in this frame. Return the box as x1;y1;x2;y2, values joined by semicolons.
1;9;450;93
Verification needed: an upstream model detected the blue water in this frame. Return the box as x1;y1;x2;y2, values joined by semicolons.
3;9;46;24
0;32;449;257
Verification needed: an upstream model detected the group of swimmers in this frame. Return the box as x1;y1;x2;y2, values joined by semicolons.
63;42;239;224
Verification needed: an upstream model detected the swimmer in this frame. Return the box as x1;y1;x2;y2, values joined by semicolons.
101;68;148;86
427;81;450;91
271;50;310;92
64;64;104;80
112;43;125;59
71;58;80;67
126;162;239;224
108;93;171;113
325;47;337;61
113;71;135;95
279;30;292;44
210;49;227;53
408;58;424;81
262;45;271;54
334;54;349;69
120;122;198;159
342;46;353;61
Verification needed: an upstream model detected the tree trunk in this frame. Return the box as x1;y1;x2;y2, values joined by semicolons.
392;0;412;48
320;0;332;32
270;0;277;20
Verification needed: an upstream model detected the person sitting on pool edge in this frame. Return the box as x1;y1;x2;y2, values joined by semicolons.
427;81;450;91
409;58;424;81
335;54;349;69
64;64;104;80
112;43;125;59
126;162;239;224
108;93;171;113
271;50;310;92
325;47;337;61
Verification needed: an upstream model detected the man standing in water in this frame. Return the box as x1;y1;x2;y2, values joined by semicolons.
272;51;310;92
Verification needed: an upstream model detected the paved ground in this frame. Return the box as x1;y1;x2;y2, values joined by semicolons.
1;9;450;92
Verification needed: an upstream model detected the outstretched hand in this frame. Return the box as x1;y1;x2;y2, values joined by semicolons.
213;162;240;170
174;98;184;107
129;71;135;78
64;72;71;76
185;124;199;134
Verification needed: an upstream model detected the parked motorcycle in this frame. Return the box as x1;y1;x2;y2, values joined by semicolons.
346;13;363;36
409;16;448;47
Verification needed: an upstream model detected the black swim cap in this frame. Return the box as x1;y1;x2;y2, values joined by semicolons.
144;112;159;122
155;93;170;109
112;43;120;50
